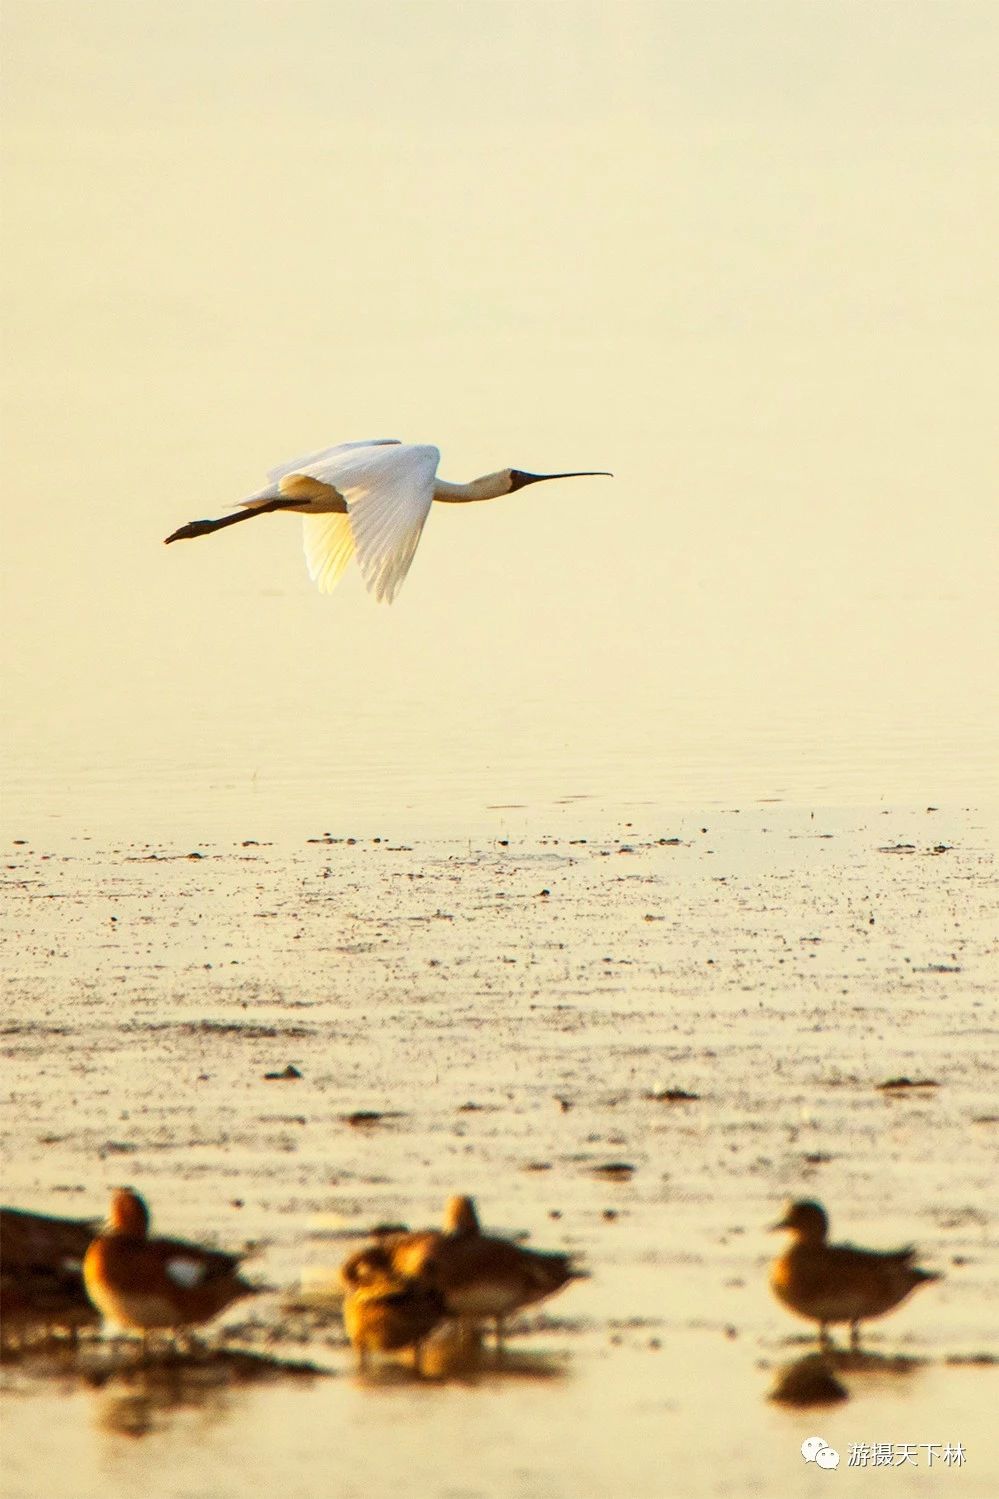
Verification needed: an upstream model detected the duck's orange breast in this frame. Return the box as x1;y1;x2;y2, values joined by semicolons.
83;1235;252;1331
84;1238;180;1330
770;1252;795;1300
343;1281;445;1354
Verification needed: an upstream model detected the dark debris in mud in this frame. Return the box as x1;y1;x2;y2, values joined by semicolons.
589;1162;636;1181
342;1110;407;1128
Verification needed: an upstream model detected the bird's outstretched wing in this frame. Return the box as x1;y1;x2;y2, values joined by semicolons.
235;439;437;602
237;441;402;510
266;439;400;484
302;511;356;594
296;443;440;604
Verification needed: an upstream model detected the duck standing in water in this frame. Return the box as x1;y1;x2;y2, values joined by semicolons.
342;1195;586;1347
340;1243;446;1373
770;1199;941;1349
1;1206;100;1342
83;1188;258;1344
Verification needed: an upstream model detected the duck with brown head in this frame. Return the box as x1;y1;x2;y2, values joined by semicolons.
82;1188;258;1345
770;1198;941;1350
342;1194;587;1348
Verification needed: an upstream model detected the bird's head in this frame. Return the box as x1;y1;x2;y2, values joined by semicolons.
771;1199;829;1243
107;1187;150;1239
442;1195;480;1236
340;1242;396;1290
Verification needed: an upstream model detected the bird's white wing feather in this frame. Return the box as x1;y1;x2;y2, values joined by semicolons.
296;443;440;603
165;1256;207;1289
302;513;356;593
238;440;401;510
266;439;399;484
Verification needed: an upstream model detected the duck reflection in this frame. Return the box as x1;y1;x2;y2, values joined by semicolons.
353;1320;570;1385
92;1358;229;1437
88;1345;324;1435
769;1347;925;1406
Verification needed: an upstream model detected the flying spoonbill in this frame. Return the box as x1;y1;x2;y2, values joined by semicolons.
165;439;610;603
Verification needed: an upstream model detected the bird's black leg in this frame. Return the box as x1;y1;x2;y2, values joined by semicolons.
164;498;301;545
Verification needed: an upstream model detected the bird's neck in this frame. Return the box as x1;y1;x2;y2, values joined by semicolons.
433;471;510;504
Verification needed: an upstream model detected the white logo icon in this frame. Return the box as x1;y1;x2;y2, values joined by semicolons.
802;1437;840;1470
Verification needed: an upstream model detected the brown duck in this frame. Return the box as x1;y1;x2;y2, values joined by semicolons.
341;1251;446;1372
83;1188;258;1338
771;1199;941;1348
342;1195;586;1343
1;1206;100;1340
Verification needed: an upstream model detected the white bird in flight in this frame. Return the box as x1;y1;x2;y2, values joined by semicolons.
165;439;610;603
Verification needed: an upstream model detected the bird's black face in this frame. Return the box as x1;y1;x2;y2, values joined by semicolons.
771;1200;829;1239
508;468;612;492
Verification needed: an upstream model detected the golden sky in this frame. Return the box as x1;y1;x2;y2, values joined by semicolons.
2;2;997;830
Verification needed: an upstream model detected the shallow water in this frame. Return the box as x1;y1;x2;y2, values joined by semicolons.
4;681;997;847
2;1343;992;1499
2;806;996;1497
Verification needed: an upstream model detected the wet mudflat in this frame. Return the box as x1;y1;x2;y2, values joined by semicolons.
2;804;997;1497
